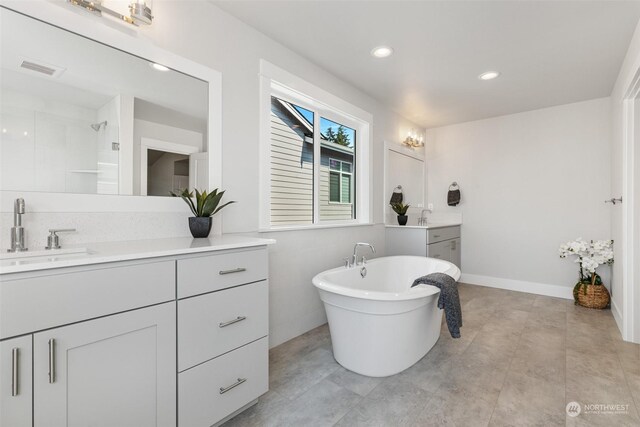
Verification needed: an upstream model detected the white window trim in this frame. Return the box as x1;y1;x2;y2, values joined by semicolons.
259;60;372;231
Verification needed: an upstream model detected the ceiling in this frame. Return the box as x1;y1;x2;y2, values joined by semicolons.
213;0;640;128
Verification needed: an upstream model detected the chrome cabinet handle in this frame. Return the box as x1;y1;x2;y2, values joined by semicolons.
433;254;442;258
219;377;246;394
451;240;456;250
11;348;19;396
433;234;441;238
219;316;247;328
219;268;247;275
48;339;55;384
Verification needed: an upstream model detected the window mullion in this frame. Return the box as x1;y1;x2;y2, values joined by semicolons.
313;111;321;224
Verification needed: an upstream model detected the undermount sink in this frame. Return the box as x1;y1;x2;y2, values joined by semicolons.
1;247;90;261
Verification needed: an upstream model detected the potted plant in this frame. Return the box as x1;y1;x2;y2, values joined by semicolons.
390;202;410;226
559;238;614;309
171;188;235;238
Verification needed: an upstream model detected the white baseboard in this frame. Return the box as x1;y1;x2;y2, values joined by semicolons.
611;300;624;335
461;273;574;300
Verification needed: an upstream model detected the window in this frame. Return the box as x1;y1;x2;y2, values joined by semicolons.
329;159;352;204
260;61;371;230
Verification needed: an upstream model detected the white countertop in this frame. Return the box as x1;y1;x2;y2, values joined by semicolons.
0;235;276;275
385;222;462;230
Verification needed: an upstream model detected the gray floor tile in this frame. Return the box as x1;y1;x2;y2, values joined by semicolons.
267;379;362;427
489;371;565;426
222;285;640;427
326;366;383;397
334;377;431;426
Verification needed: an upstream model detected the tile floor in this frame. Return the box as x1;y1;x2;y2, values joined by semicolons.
223;284;640;427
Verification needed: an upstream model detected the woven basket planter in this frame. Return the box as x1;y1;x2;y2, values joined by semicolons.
573;282;610;309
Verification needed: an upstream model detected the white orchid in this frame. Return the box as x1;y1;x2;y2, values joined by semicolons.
559;238;614;282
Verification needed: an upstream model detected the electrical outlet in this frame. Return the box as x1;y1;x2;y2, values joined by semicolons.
428;203;434;211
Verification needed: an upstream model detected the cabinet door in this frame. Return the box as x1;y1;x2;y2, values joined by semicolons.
450;238;461;268
0;335;32;427
33;302;176;427
427;240;451;262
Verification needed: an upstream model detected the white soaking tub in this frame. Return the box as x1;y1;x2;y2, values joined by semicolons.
312;256;461;377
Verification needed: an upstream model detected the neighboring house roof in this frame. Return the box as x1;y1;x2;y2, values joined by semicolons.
273;97;354;155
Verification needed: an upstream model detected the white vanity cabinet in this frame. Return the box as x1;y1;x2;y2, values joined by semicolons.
386;225;462;268
33;302;176;427
177;248;270;427
0;237;273;427
0;336;33;427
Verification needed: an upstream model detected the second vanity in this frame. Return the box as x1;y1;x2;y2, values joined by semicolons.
386;223;461;268
0;235;275;427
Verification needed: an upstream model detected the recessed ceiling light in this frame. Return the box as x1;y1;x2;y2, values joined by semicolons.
150;62;170;72
479;71;500;80
371;46;393;58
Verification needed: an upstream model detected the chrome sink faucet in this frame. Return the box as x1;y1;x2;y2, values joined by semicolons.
418;208;432;226
8;198;28;252
350;242;375;267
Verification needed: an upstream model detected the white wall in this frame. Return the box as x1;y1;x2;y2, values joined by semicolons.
610;18;640;341
0;1;423;347
425;98;611;298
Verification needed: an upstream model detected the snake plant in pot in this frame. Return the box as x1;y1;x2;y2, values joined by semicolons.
390;202;410;226
171;188;235;238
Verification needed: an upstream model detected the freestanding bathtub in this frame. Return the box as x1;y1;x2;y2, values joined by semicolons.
312;256;461;377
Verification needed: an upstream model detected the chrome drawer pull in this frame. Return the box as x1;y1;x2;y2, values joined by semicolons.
11;348;19;396
219;268;247;275
433;234;441;238
219;316;247;328
433;255;441;258
48;339;56;384
219;377;247;394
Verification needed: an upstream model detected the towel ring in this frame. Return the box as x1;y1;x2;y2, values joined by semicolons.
448;182;459;191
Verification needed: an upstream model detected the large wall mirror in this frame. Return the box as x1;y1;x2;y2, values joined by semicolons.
0;7;210;197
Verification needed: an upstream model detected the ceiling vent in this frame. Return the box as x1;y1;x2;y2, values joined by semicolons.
18;57;65;78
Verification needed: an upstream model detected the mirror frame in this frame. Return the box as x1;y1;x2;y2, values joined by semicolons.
0;1;223;234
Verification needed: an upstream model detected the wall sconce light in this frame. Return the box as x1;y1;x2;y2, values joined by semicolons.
67;0;153;26
402;129;424;148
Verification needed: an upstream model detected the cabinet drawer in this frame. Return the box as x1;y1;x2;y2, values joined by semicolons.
427;226;460;244
427;240;450;261
178;281;268;371
0;260;175;339
179;337;268;427
177;248;268;298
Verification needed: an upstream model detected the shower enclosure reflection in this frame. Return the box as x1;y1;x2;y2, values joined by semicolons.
0;7;209;196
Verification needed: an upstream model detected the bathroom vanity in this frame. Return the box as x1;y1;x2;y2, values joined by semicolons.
385;224;461;268
0;236;274;427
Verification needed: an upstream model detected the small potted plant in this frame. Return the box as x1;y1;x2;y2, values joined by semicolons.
559;238;614;309
390;202;410;226
171;188;235;238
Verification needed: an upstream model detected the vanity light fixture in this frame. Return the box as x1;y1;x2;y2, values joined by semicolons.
150;62;170;72
402;129;424;148
478;71;500;81
67;0;153;26
371;46;394;58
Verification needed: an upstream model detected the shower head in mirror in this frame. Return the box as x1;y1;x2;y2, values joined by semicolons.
90;121;107;131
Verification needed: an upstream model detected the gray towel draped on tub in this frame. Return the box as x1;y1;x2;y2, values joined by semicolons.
411;273;463;338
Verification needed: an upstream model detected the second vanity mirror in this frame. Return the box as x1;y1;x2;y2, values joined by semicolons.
0;7;210;197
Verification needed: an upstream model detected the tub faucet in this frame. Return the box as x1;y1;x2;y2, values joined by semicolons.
8;198;28;252
418;208;432;226
352;242;375;267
